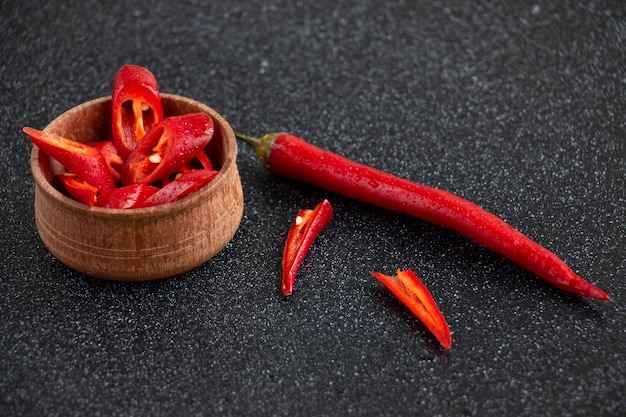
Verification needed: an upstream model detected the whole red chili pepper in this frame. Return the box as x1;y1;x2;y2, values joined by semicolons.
236;131;609;301
121;113;214;186
112;64;164;159
282;199;333;296
371;269;452;349
23;127;116;192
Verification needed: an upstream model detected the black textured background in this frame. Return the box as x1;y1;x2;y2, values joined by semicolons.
1;1;625;416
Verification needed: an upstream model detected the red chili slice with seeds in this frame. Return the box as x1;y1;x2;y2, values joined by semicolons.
111;64;164;159
121;113;214;186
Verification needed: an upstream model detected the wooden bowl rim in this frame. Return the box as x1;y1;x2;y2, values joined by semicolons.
30;93;238;220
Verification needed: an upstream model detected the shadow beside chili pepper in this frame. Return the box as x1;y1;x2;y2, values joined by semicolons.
533;282;612;324
372;286;452;360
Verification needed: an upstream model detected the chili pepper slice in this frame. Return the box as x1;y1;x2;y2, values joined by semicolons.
282;199;333;296
95;184;159;209
371;269;452;349
23;127;116;192
89;140;124;184
112;64;164;158
194;149;214;171
235;131;609;301
57;173;99;207
138;169;219;208
121;113;214;186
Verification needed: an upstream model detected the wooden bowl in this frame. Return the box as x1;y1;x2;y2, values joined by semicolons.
30;93;244;281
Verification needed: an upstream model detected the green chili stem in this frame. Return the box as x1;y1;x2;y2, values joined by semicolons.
234;131;261;147
234;131;280;168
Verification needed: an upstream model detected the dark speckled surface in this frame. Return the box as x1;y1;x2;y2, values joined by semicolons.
1;1;625;416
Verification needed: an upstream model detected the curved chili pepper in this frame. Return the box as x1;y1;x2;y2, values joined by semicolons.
57;173;99;207
121;113;214;186
138;169;219;208
23;127;116;192
282;199;333;296
236;131;609;301
112;64;164;158
371;269;452;349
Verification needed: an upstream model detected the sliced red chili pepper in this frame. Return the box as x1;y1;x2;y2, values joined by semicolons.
236;131;610;301
89;140;124;184
56;173;99;207
194;149;214;170
23;127;116;192
371;269;452;349
112;64;164;158
160;163;194;187
138;169;218;208
95;184;159;209
121;113;214;186
282;199;333;296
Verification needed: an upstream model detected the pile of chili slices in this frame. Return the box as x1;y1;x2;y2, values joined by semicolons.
23;64;218;209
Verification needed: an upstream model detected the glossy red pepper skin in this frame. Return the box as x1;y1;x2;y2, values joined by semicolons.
138;169;218;208
282;199;333;296
112;64;164;158
371;269;452;349
57;174;99;207
23;127;116;192
121;113;214;186
95;184;159;209
194;149;214;170
237;132;609;301
89;140;124;184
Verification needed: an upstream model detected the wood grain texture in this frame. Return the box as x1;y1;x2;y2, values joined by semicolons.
30;94;243;281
